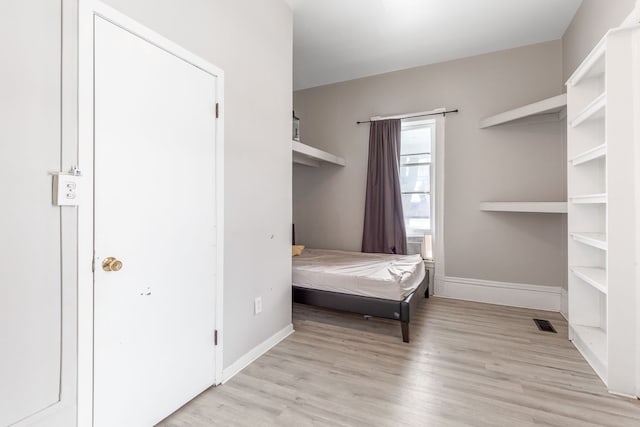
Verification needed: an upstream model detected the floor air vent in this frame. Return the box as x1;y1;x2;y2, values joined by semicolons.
533;319;557;333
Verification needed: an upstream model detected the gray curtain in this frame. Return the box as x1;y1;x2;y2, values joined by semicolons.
361;119;407;254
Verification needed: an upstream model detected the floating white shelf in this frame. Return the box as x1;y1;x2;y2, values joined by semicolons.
570;193;607;204
570;93;606;127
571;143;607;166
567;39;606;87
571;324;607;382
570;232;607;251
292;141;345;167
571;267;608;294
479;94;567;128
480;201;567;213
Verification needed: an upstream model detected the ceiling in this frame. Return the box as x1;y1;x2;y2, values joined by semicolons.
288;0;582;90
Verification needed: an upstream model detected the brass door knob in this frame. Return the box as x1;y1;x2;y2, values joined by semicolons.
102;257;123;272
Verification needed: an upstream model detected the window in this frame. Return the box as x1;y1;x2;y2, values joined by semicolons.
399;119;435;238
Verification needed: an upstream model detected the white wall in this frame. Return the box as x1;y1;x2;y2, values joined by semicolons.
0;1;62;423
99;0;294;369
293;41;565;290
636;12;640;396
0;2;78;426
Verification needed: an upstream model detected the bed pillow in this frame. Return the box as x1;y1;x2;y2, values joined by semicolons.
292;245;305;256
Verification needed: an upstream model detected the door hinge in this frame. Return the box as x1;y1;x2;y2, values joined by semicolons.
215;103;219;118
214;329;218;346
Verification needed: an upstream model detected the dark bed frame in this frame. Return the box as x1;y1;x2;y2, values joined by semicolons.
292;272;429;343
291;225;429;343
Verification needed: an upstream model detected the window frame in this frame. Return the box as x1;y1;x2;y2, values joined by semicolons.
399;118;436;238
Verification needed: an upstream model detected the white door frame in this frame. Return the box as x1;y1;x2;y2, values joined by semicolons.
77;2;225;425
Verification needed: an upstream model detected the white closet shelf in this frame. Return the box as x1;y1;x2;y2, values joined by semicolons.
570;232;607;251
479;94;567;128
570;193;607;204
571;144;607;166
479;202;567;213
567;39;606;87
571;324;608;381
571;267;607;294
565;25;640;396
292;141;345;167
570;93;606;127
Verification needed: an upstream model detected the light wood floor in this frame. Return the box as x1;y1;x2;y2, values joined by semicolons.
159;297;640;426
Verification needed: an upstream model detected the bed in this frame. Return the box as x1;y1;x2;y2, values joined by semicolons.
292;248;429;343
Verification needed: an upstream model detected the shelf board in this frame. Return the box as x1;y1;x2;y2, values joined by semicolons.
479;94;567;128
571;143;607;166
571;267;607;294
567;39;606;87
570;93;606;128
479;202;567;213
292;141;345;167
570;193;607;204
570;232;607;250
570;324;607;383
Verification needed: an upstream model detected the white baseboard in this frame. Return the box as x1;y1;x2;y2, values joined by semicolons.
434;275;561;312
560;288;568;320
221;323;294;384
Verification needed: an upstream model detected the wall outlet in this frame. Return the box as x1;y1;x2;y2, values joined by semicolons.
52;173;81;206
254;296;262;315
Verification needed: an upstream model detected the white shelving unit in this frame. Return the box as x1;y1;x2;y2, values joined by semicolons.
478;94;567;214
566;26;639;396
570;92;607;127
570;193;607;204
479;94;567;128
292;141;345;167
571;144;607;166
571;267;607;294
571;324;607;378
570;232;607;251
479;202;567;213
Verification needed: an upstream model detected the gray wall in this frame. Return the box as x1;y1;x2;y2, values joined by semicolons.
293;40;566;287
562;0;637;81
102;0;293;369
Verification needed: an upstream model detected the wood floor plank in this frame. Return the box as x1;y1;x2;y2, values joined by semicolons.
158;297;640;426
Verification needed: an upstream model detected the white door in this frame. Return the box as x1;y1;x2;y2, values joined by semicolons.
93;16;218;427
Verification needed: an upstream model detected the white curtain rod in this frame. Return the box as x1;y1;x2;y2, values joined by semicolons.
356;107;458;124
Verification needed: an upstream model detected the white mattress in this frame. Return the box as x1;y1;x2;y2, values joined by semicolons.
292;249;425;301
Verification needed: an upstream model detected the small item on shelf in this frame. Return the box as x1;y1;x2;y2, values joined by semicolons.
292;111;300;141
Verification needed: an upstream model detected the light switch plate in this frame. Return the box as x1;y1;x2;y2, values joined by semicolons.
53;174;81;206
